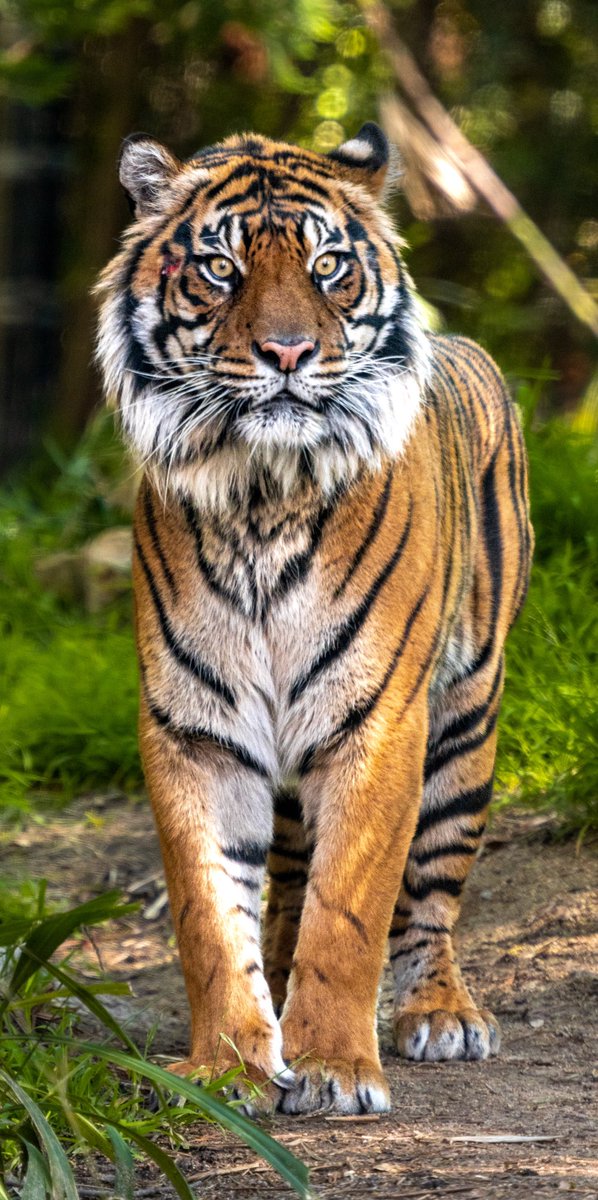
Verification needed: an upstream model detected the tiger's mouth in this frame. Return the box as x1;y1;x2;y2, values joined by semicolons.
253;387;323;413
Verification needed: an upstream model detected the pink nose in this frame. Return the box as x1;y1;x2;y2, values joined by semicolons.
260;339;316;372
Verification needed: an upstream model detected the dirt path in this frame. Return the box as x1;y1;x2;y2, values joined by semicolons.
4;795;598;1198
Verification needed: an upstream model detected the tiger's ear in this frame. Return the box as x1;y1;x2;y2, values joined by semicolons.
328;122;390;198
118;134;182;216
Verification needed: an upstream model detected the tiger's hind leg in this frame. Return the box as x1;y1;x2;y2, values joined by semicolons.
263;788;311;1014
389;655;503;1062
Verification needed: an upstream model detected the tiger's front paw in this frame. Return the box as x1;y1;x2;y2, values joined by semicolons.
166;1053;296;1119
166;1014;289;1092
394;1007;500;1062
276;1056;390;1115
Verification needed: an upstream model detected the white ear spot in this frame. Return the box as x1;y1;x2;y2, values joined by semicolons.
336;137;375;164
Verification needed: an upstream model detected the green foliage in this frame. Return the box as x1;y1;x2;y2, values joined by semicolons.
0;418;142;814
498;554;598;835
495;385;598;834
0;885;311;1199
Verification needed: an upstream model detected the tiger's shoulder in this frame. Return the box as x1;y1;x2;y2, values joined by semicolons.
424;333;518;468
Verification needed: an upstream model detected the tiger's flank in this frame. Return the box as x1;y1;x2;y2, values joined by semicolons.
95;123;533;1115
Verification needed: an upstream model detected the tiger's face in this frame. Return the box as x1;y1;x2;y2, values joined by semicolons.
96;124;430;506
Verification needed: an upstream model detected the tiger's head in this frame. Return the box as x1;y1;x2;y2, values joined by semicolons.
96;123;430;508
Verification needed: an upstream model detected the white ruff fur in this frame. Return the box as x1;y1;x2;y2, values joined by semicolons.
97;303;431;514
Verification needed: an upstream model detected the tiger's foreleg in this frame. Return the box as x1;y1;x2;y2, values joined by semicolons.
389;655;503;1062
263;788;311;1014
278;701;428;1115
139;699;289;1088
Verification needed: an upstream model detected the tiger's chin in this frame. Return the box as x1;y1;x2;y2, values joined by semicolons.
137;368;427;515
236;392;326;453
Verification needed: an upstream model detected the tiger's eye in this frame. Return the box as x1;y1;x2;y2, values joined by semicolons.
314;252;339;278
208;256;235;279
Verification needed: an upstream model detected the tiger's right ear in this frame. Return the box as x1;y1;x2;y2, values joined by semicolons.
118;134;182;217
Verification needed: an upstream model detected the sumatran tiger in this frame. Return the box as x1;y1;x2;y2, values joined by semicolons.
95;123;532;1115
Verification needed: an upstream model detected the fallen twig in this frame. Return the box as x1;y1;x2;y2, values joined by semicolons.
449;1133;558;1144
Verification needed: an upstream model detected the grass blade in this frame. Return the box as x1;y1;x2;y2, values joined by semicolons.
5;892;138;1001
121;1126;194;1200
37;955;141;1058
0;1069;78;1200
20;1141;51;1200
106;1125;135;1200
61;1042;311;1198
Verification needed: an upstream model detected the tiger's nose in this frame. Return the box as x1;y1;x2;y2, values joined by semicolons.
258;339;316;372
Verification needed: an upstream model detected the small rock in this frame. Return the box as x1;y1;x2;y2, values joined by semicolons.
34;550;85;604
81;526;132;612
102;470;142;514
529;1018;545;1029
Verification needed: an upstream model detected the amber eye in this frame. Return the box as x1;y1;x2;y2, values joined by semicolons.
207;256;235;280
314;252;340;279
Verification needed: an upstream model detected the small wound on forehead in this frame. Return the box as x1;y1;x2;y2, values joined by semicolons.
161;256;181;277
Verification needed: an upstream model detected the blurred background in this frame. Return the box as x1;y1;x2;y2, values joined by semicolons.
0;0;597;834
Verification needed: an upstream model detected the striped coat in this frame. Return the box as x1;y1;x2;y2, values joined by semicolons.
97;124;532;1115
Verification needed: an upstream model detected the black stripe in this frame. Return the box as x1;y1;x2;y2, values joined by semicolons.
143;487;177;596
273;788;302;821
268;497;338;607
431;658;503;750
270;844;310;863
388;938;430;960
135;538;236;708
235;904;258;920
146;694;268;777
334;465;394;598
226;874;261;890
269;869;307;884
458;450;505;683
182;498;249;615
482;451;503;632
415;779;494;839
204;163;260;202
403;876;463;901
424;710;499;783
289;498;412;702
406;922;450;934
297;586;430;775
312;881;368;944
410;840;479;867
337;585;428;736
222;842;269;867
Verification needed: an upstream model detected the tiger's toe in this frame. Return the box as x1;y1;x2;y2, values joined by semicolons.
394;1008;500;1062
276;1057;390;1116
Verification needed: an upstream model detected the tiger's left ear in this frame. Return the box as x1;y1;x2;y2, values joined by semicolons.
328;122;391;198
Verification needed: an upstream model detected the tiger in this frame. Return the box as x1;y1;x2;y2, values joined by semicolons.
95;122;532;1116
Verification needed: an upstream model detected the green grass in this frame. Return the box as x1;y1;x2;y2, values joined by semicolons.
498;553;598;834
0;886;311;1199
495;383;598;834
0;418;142;814
0;399;597;830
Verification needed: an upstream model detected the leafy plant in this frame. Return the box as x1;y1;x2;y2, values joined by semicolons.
0;886;311;1199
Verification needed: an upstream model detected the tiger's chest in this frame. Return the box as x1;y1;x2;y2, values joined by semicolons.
166;497;398;778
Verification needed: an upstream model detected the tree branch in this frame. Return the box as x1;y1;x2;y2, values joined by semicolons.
363;1;598;337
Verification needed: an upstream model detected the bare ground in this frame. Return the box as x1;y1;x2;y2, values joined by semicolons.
3;794;598;1199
